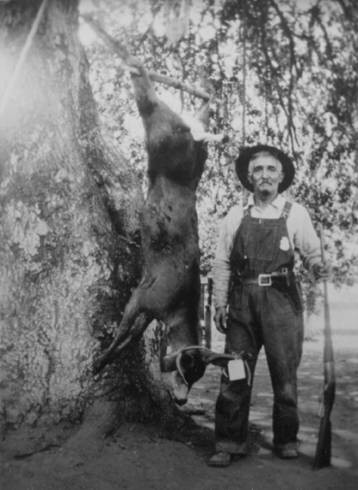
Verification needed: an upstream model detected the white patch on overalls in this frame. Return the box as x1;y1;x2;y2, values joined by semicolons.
280;236;290;251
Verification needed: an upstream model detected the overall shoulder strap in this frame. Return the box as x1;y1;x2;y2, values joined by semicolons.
243;206;251;218
241;191;251;218
281;200;292;220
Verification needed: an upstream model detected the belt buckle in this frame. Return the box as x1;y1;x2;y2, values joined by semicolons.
258;274;272;286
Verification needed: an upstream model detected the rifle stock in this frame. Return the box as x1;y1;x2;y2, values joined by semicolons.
313;225;336;469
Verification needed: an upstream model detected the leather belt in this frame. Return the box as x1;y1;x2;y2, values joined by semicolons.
239;268;291;287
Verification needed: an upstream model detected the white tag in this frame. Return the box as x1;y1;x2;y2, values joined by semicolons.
228;359;246;381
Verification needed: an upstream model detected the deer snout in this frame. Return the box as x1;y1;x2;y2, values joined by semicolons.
171;371;190;406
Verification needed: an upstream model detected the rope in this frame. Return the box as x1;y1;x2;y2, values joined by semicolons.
0;0;48;119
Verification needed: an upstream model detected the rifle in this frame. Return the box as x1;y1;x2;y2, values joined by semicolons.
313;224;336;469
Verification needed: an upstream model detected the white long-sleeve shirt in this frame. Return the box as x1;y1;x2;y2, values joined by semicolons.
213;194;321;307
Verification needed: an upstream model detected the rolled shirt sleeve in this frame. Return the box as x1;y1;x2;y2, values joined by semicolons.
212;205;242;308
288;203;321;268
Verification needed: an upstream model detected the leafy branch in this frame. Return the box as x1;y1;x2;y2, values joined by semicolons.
81;14;210;100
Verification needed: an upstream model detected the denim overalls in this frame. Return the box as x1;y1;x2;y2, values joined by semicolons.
215;201;304;454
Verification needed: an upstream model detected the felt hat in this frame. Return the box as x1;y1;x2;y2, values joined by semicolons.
235;144;295;193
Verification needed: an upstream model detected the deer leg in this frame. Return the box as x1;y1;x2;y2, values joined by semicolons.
93;288;149;373
113;311;154;351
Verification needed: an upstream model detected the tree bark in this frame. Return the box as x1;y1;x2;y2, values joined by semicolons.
0;0;166;451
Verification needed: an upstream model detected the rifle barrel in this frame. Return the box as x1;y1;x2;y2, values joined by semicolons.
313;225;336;469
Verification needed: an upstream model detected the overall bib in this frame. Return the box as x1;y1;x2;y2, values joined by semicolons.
215;201;304;454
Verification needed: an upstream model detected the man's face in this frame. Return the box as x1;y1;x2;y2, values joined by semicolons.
248;152;284;197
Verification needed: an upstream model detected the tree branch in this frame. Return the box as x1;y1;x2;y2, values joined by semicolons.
81;14;210;101
261;1;298;150
312;6;333;59
335;0;351;19
269;0;298;74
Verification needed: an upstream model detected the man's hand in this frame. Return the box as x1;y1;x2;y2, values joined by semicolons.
214;306;228;334
312;262;331;281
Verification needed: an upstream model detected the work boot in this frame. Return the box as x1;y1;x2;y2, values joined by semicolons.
207;451;232;467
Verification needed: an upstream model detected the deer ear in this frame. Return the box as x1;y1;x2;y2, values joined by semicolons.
200;348;235;367
161;347;235;371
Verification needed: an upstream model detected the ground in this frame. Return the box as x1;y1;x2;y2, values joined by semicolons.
1;284;357;489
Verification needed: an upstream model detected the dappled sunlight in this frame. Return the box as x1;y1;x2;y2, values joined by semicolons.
0;50;15;94
122;113;145;141
0;47;52;132
0;50;18;121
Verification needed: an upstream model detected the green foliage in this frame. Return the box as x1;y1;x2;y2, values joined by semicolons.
80;0;358;285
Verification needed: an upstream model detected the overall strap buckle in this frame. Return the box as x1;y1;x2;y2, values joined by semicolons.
258;274;272;287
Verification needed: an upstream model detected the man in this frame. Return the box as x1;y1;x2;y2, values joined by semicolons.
208;144;327;467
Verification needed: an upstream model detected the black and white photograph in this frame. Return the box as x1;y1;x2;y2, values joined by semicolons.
0;0;357;488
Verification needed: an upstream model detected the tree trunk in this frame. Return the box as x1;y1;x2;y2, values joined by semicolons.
0;0;166;452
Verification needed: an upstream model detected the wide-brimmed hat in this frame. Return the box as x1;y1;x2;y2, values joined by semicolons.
235;144;295;193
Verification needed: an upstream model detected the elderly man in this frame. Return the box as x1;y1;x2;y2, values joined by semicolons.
208;144;326;467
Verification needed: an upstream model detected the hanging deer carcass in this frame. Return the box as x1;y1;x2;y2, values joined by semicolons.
93;58;233;404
